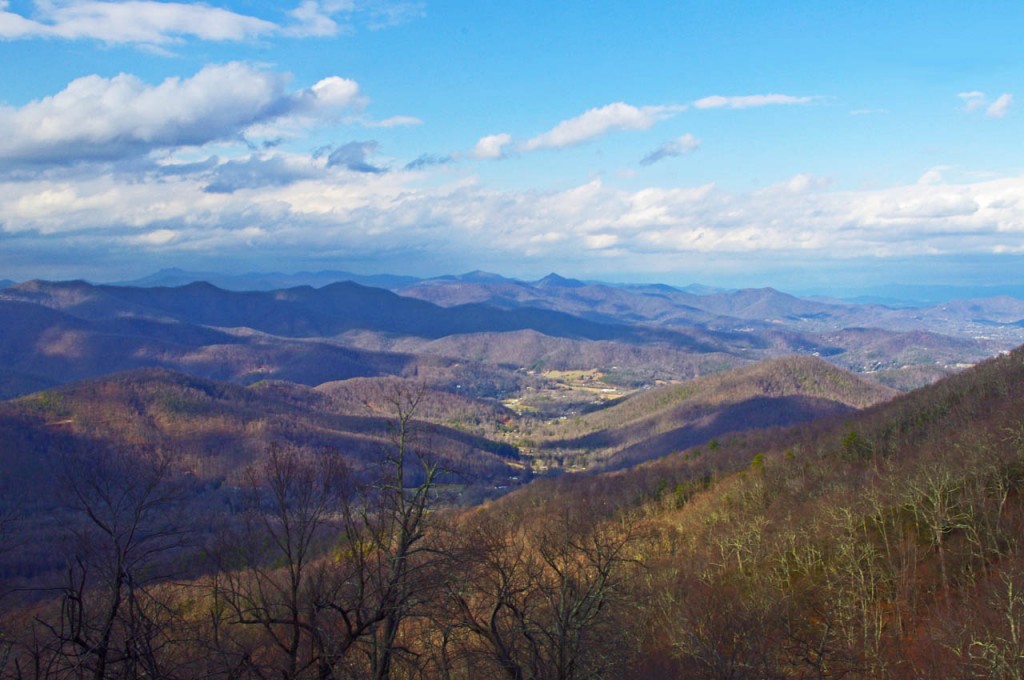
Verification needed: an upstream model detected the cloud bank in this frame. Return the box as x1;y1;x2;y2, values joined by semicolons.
5;157;1024;279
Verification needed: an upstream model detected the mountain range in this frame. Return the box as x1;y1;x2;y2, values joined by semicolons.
2;273;1023;402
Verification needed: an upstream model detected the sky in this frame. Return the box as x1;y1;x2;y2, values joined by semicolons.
3;0;1024;293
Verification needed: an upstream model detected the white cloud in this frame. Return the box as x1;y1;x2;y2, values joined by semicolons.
880;192;980;219
0;0;276;43
511;95;811;157
287;0;350;37
987;93;1013;118
640;133;700;166
959;91;1013;118
958;91;987;112
471;133;512;159
692;94;816;109
364;115;423;128
917;166;950;186
0;64;365;167
783;174;819;193
0;0;421;44
310;76;361;108
362;0;425;30
756;173;831;195
522;102;681;151
584;233;619;249
130;228;178;246
7;153;1024;278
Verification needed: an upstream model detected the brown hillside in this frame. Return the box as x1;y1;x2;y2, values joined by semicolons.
532;355;896;469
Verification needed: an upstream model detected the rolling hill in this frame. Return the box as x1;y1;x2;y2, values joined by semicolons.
0;279;836;401
0;368;524;489
0;368;529;584
3;274;1020;405
529;355;897;469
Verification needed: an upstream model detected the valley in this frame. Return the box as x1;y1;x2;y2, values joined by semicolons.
1;270;1021;483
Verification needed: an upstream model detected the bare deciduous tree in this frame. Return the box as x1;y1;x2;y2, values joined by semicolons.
447;502;635;680
212;383;446;680
32;446;190;680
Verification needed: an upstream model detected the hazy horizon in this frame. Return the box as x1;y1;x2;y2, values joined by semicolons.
8;264;1024;306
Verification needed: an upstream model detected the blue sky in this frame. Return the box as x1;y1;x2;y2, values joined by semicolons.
2;0;1024;293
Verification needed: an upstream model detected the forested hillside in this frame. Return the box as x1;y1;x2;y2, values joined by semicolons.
499;345;1024;677
526;355;896;470
1;344;1023;677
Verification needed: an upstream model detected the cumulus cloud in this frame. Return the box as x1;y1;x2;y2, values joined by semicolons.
640;133;700;166
308;76;362;108
0;64;365;168
7;151;1024;280
987;93;1013;118
325;141;385;173
522;103;681;151
692;94;816;109
471;133;512;159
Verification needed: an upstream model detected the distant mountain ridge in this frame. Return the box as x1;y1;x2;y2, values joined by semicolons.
2;272;1022;400
2;279;746;350
92;266;1024;306
392;272;1024;381
117;267;420;291
0;279;787;399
